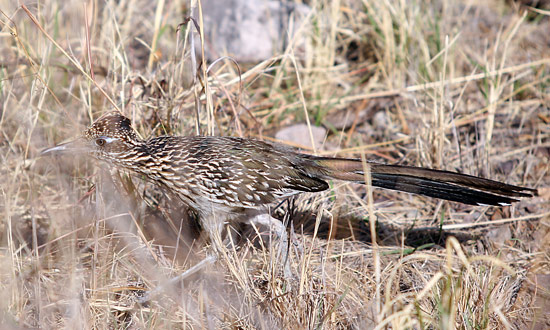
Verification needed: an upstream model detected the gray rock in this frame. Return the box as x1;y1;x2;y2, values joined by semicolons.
275;124;326;150
199;0;310;62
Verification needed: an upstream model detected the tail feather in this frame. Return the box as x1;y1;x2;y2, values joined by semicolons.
312;157;537;206
370;173;518;206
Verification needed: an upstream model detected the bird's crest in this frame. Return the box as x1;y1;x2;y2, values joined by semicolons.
83;112;138;142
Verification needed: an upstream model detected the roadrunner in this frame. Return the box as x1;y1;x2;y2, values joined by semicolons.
42;111;537;280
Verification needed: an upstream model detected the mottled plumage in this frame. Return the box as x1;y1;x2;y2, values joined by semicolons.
43;111;537;232
41;111;539;289
75;113;331;215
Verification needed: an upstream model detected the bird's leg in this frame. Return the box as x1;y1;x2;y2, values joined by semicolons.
198;211;230;253
288;219;303;258
284;199;304;258
248;213;292;279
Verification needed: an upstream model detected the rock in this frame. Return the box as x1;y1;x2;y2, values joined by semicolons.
275;124;326;150
372;110;389;130
486;225;512;246
198;0;310;62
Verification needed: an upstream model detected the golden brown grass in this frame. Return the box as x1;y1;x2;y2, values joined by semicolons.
1;0;549;328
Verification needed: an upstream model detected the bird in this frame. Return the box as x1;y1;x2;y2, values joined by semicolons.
42;111;537;278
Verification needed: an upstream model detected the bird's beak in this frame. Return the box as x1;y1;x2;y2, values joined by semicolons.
41;137;89;156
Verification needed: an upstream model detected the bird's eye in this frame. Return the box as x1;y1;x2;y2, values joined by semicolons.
95;138;106;147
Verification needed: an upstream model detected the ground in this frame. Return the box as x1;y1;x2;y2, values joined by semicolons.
0;0;549;329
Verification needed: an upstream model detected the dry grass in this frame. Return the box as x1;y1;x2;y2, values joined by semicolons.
1;0;549;328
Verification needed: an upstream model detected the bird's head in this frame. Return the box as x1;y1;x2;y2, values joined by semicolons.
41;112;141;162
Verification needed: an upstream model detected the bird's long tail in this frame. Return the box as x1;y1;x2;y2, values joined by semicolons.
313;157;537;206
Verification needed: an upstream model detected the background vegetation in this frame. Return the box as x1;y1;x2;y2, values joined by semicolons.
1;0;548;328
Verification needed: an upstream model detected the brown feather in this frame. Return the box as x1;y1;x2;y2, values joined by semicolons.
312;157;537;206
